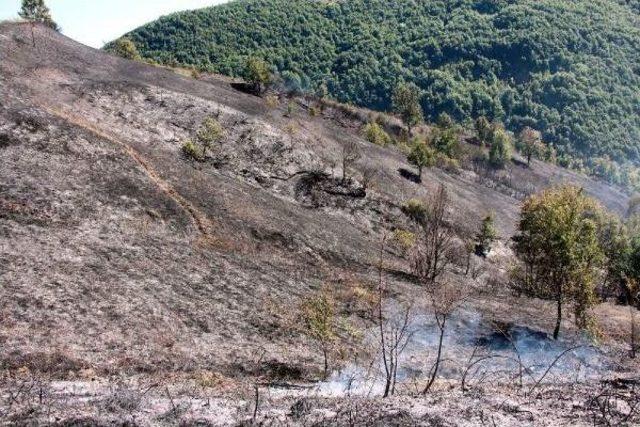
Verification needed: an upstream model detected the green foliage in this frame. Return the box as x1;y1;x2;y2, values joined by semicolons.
488;127;513;168
124;0;640;165
19;0;58;31
182;139;201;160
436;113;454;130
182;117;224;161
286;101;297;117
363;122;392;146
476;214;497;255
301;292;337;378
431;128;461;159
517;126;543;166
244;57;272;94
197;117;224;157
475;117;492;146
393;229;417;256
392;82;423;133
513;186;606;338
600;207;640;309
407;141;436;180
402;199;427;224
108;38;141;61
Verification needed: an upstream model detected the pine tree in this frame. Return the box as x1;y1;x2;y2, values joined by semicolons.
475;214;497;257
19;0;59;31
19;0;59;48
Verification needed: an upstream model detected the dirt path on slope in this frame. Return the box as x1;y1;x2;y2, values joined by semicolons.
42;105;215;240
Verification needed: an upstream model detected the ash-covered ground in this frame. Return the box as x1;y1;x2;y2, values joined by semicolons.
0;23;638;425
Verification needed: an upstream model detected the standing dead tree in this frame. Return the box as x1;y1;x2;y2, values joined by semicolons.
403;185;461;395
342;140;362;184
422;281;467;395
412;185;455;285
376;233;414;398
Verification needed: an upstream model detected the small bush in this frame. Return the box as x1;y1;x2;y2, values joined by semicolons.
109;38;141;61
363;122;393;146
265;95;279;108
393;229;416;256
402;199;427;223
285;122;299;135
309;105;320;117
435;152;460;173
182;139;202;160
431;127;461;159
100;389;142;413
286;101;296;117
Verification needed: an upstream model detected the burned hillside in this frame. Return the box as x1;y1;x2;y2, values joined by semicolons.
0;23;638;425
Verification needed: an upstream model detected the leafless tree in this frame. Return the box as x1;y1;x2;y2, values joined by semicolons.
375;233;414;398
251;348;267;424
412;185;455;284
361;164;379;192
342;140;361;184
423;281;467;395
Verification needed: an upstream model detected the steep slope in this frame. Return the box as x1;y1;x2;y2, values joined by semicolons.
122;0;640;166
0;23;637;424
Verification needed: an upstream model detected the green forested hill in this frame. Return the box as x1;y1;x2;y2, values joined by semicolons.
121;0;640;164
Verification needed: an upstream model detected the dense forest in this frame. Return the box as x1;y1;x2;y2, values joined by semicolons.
120;0;640;170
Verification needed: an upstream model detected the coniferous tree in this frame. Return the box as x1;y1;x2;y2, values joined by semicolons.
19;0;59;30
19;0;59;47
475;214;497;257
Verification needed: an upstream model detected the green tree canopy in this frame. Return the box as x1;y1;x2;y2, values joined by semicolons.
488;127;513;169
109;38;141;61
476;214;497;256
19;0;58;30
407;140;436;181
244;57;272;94
513;186;606;339
392;82;423;135
123;0;640;167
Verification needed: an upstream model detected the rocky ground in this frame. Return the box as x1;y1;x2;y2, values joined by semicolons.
0;23;638;425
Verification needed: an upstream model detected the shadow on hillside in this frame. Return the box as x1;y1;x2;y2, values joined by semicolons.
398;167;421;184
230;82;259;96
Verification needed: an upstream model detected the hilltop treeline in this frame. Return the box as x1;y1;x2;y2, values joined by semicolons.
121;0;640;168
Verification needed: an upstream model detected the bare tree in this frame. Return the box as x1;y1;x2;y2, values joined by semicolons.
361;164;379;192
375;233;414;398
422;281;466;394
342;140;361;184
412;185;455;284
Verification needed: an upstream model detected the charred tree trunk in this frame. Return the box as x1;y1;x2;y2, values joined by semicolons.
553;298;562;340
423;316;446;395
30;22;36;48
631;306;637;359
322;347;329;379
